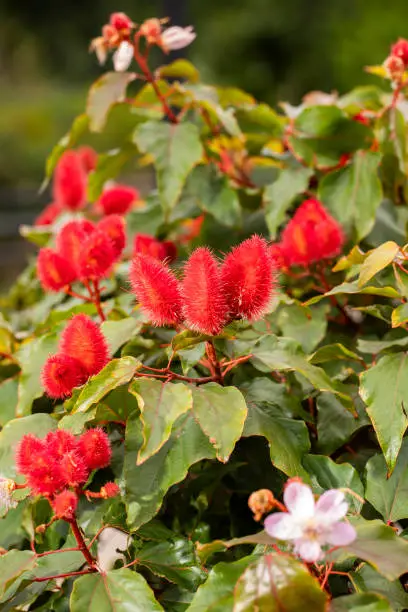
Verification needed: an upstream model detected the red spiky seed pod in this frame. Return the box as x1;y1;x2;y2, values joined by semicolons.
57;219;95;274
77;146;98;173
391;38;408;67
100;482;120;499
27;464;64;497
133;234;177;263
57;450;89;487
34;202;62;226
78;428;112;471
46;430;77;461
52;490;78;520
15;434;45;476
269;244;286;269
41;354;89;399
280;198;344;267
53;150;87;211
37;248;77;292
129;253;183;326
59;314;110;377
221;235;275;321
181;247;228;335
78;230;116;280
97;214;126;260
98;185;139;216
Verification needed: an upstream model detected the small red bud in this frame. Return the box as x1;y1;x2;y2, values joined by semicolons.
41;354;89;399
15;434;45;476
53;151;87;211
100;482;120;499
110;12;133;32
98;185;139;216
56;219;96;275
59;314;110;378
52;490;79;520
384;54;405;81
37;248;77;292
97;214;126;260
133;234;177;262
391;38;408;67
78;230;116;280
78;428;112;471
77;146;98;173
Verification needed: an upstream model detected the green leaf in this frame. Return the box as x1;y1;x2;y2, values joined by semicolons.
19;225;52;247
171;330;210;352
304;282;399;306
358;242;399;288
125;411;216;530
278;302;328;353
87;144;137;201
130;379;193;464
391;303;408;328
187;556;256;612
0;379;18;426
351;564;408;612
318;151;383;240
303;454;364;512
16;331;59;416
70;568;163;611
137;539;206;591
243;400;310;479
317;392;368;455
263;166;313;238
330;593;393;612
357;336;408;354
87;72;136;132
359;353;408;471
0;550;36;601
310;343;362;365
158;59;200;83
365;438;408;522
233;553;328;612
72;357;142;414
134;121;203;216
192;384;247;463
101;317;144;356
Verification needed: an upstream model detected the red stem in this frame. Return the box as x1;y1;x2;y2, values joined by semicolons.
69;518;96;568
33;569;96;583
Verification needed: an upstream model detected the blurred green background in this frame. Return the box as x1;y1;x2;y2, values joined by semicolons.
0;0;407;284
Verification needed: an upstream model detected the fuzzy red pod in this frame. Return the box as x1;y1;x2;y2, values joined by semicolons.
78;229;116;280
53;150;87;211
37;248;77;292
77;146;98;173
129;253;183;326
15;434;45;476
269;243;287;270
56;219;95;274
221;236;275;321
34;202;62;227
59;314;110;377
24;450;65;496
100;482;120;499
97;214;126;260
280;198;344;267
98;185;139;216
133;234;177;263
391;38;408;67
46;430;78;461
181;247;228;335
52;490;78;520
41;354;89;399
57;450;89;487
78;428;112;471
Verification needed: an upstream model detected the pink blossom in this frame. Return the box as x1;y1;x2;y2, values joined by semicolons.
264;481;356;563
160;26;196;52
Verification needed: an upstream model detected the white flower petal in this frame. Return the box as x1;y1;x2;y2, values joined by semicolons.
325;521;357;547
113;41;134;72
283;482;315;520
161;26;196;51
316;490;348;523
264;512;302;541
294;538;323;563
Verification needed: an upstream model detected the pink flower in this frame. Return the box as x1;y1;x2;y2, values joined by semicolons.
160;26;196;52
264;481;356;563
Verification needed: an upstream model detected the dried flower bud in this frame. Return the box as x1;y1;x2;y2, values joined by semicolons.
53;150;87;211
181;247;228;335
97;214;126;260
37;248;77;292
221;235;275;321
78;428;112;471
98;185;139;216
130;253;183;326
78;230;116;280
160;26;196;52
34;202;62;227
52;490;78;520
59;314;110;378
384;54;405;82
0;477;17;514
100;482;120;499
391;38;408;67
139;18;162;45
113;41;134;72
41;354;89;399
248;489;275;522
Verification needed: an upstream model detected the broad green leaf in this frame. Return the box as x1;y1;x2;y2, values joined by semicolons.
70;568;163;611
278;302;328;353
330;593;393;612
19;225;52;247
101;317;144;356
318;151;383;240
87;72;136;132
233;553;327;612
125;411;216;530
137;539;206;590
236;103;284;138
317;392;368;455
357;336;408;354
72;357;142;414
130;379;193;464
0;379;18;426
263;166;313;238
158;59;200;83
365;438;408;522
310;343;362;365
243;400;310;479
87;144;137;201
359;353;408;471
187;556;256;612
0;414;56;478
358;242;399;288
305;282;399;306
134;121;203;216
172;330;209;352
16;331;59;416
303;454;364;512
45;113;89;178
351;564;408;612
0;550;36;602
391;303;408;328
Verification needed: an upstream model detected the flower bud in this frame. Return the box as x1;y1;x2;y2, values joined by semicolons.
139;18;162;45
78;230;116;280
52;490;78;520
41;354;89;399
53;151;87;211
57;219;96;275
133;234;177;262
59;314;110;378
77;146;98;173
98;185;139;216
97;215;126;260
110;12;134;32
384;54;405;82
78;428;112;471
391;38;408;67
248;489;275;522
16;434;45;476
100;482;120;499
113;41;134;72
37;248;77;292
160;26;196;52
